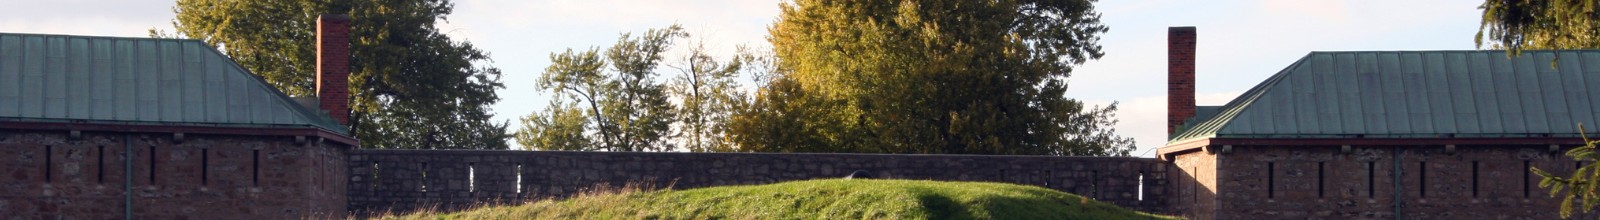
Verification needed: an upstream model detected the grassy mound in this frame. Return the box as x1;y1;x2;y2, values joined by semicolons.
379;179;1176;219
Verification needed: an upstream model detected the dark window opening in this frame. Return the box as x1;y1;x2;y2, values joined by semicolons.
148;146;156;184
1090;170;1099;199
1192;166;1199;203
201;148;208;185
1367;161;1376;198
44;145;52;182
1046;170;1054;187
1524;160;1531;197
97;145;105;183
1317;162;1325;198
1419;161;1427;198
252;150;260;186
1267;162;1275;198
1472;161;1480;197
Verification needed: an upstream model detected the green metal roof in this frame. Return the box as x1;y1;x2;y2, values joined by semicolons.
1170;50;1600;144
0;33;347;135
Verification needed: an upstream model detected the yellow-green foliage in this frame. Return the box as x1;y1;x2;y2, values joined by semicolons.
1478;0;1600;52
730;0;1133;156
377;179;1176;220
1534;126;1600;218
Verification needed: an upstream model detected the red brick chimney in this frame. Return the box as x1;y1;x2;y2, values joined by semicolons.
317;15;351;125
1168;27;1196;135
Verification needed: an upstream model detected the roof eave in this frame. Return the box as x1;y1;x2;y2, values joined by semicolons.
1160;137;1589;161
0;121;359;147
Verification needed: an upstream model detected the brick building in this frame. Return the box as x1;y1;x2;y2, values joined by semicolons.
1158;27;1600;219
11;13;1600;219
0;16;356;218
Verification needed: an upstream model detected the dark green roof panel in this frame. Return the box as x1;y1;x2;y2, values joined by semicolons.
1171;50;1600;144
0;33;347;135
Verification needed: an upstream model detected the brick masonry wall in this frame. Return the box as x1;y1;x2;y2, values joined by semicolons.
1201;145;1600;220
347;150;1170;216
0;129;348;219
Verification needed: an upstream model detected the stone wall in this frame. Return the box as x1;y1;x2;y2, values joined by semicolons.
1167;148;1217;219
0;129;348;219
347;150;1169;216
1198;145;1599;219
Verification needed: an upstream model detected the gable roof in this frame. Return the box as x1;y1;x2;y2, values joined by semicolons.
1169;50;1600;145
0;33;348;135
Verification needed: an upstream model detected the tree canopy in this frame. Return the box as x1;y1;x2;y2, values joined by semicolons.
1478;0;1600;52
520;25;692;152
1481;1;1600;217
730;0;1132;155
165;0;508;149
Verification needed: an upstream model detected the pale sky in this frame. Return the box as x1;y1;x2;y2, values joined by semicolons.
1;0;1485;156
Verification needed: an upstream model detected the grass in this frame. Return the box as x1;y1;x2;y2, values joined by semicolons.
374;179;1178;220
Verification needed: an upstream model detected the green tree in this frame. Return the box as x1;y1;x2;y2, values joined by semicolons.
530;25;683;152
731;0;1132;155
513;100;591;151
1481;2;1600;217
164;0;508;149
667;42;746;152
1534;129;1600;218
1478;0;1600;53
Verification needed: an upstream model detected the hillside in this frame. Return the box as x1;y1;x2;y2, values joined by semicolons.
376;179;1177;219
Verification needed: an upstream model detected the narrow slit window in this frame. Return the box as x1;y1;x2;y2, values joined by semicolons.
252;150;260;186
421;162;429;192
148;146;156;184
372;162;380;190
515;163;523;194
44;145;52;182
1419;161;1426;198
1090;170;1099;198
1046;170;1054;187
1367;161;1376;198
469;162;476;193
1192;166;1199;203
97;145;105;183
201;148;209;185
1524;160;1531;197
1317;162;1325;198
1472;161;1480;197
1137;170;1145;201
1267;162;1275;198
